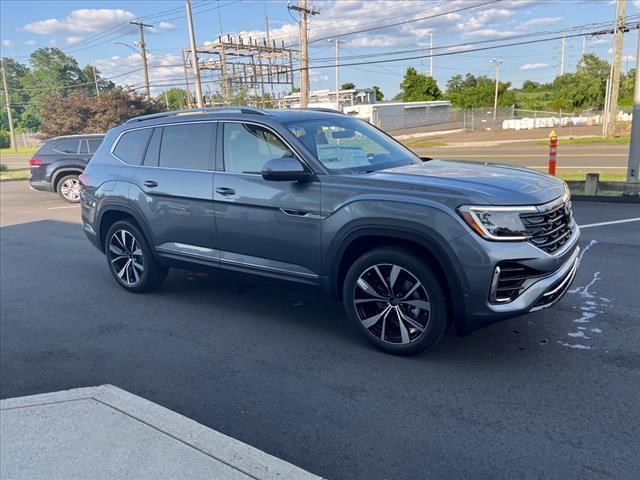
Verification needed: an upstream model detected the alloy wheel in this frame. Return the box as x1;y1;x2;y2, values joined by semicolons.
353;263;431;344
60;178;80;202
108;229;144;286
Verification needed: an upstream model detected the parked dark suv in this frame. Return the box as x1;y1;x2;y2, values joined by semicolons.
28;134;105;203
80;108;579;354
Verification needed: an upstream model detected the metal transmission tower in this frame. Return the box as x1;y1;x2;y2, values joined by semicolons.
129;20;153;99
605;0;627;138
289;0;319;108
490;58;503;121
184;35;298;106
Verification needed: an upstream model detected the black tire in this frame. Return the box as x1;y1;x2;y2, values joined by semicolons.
343;247;449;355
104;220;168;292
56;174;81;203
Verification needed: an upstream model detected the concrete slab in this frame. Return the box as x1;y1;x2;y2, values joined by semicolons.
0;385;321;480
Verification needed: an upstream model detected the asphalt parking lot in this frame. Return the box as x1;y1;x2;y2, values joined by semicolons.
1;180;639;480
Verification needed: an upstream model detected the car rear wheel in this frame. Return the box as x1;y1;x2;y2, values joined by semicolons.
343;247;449;355
105;220;168;292
56;174;82;203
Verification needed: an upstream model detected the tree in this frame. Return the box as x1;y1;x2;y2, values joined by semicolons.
522;80;540;92
445;73;513;109
372;85;384;102
577;54;610;83
550;72;604;111
0;57;30;131
400;67;442;102
159;88;188;110
38;88;159;137
341;82;355;90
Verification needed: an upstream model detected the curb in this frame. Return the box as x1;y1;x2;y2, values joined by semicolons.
1;385;322;480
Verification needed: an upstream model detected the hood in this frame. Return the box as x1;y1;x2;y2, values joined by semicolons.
367;159;565;205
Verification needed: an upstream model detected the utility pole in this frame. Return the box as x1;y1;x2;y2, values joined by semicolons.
1;58;17;152
185;0;204;108
328;38;343;111
606;0;627;138
627;28;639;183
159;68;170;109
560;31;565;75
129;20;152;99
429;33;434;78
490;58;503;121
289;0;319;108
91;58;100;97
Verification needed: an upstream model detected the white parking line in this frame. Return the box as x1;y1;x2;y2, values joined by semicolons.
47;206;79;210
579;217;640;229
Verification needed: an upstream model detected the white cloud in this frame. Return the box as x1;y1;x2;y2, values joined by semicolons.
158;22;177;30
309;69;329;83
463;29;518;38
458;8;515;31
66;36;83;45
520;16;562;28
590;38;610;46
24;39;37;46
520;62;549;70
622;54;636;62
23;9;136;35
1;39;14;48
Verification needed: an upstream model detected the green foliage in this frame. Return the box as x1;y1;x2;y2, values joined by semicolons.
400;67;442;102
522;80;540;92
157;88;188;110
445;73;513;109
341;82;356;90
372;85;384;101
0;130;10;149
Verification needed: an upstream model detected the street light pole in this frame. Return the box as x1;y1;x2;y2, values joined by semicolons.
490;58;503;121
328;38;342;111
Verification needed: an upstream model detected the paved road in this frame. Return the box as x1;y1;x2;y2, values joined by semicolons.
1;181;639;479
419;144;629;170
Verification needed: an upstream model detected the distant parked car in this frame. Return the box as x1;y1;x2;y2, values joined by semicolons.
28;134;105;203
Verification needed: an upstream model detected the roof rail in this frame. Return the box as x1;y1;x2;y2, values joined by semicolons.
125;106;267;124
303;107;344;115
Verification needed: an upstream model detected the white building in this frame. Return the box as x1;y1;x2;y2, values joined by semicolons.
280;88;376;110
343;101;451;132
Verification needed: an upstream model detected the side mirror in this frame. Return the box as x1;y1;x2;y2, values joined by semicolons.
261;157;314;182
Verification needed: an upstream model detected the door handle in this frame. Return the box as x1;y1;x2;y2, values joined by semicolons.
215;187;236;196
143;180;158;188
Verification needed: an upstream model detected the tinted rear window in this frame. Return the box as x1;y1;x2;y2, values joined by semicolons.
53;140;79;154
88;138;103;154
159;123;214;170
113;129;152;165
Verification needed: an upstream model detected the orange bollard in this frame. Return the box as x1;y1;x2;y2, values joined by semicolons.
548;129;557;176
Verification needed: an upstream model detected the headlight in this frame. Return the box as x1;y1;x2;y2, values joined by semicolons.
458;205;537;241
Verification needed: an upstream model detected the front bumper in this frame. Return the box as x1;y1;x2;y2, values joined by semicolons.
450;220;580;332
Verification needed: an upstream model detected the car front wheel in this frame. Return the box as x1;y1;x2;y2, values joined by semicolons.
343;247;449;355
105;220;168;292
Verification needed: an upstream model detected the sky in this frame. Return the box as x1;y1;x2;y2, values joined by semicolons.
1;0;639;100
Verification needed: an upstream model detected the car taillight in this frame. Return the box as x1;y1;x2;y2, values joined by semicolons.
78;173;91;187
29;157;43;168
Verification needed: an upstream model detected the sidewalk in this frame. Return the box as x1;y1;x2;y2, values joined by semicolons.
0;385;322;480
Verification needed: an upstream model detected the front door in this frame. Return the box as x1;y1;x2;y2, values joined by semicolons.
213;121;322;281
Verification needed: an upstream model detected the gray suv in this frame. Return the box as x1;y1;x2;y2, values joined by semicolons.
80;107;579;355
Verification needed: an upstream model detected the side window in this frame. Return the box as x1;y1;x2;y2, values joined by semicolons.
79;140;89;154
223;123;293;174
53;140;79;154
88;138;103;154
143;128;162;166
113;129;152;165
159;123;214;170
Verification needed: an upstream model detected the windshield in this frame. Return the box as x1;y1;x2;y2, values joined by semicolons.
284;116;420;174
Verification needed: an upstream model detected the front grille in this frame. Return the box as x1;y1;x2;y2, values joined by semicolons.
520;201;573;254
491;262;544;303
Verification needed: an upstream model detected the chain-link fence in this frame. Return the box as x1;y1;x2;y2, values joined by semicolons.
11;132;42;149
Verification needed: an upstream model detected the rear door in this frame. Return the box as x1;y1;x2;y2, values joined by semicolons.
131;122;218;260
